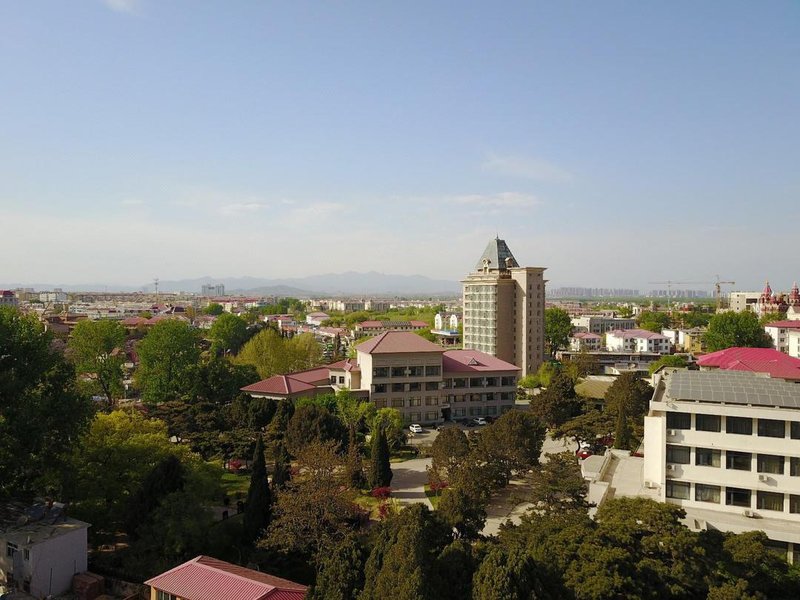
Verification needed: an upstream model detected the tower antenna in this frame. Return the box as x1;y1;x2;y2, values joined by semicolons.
153;278;159;304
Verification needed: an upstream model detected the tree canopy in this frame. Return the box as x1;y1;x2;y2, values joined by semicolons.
544;307;572;357
208;313;250;355
135;319;200;403
704;311;771;352
68;318;126;405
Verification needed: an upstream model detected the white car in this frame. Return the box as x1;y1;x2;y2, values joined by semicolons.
472;417;488;426
409;424;423;434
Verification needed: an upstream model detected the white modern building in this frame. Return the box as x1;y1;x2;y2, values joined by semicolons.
644;369;800;562
0;503;90;597
606;328;671;354
764;320;800;355
571;315;636;335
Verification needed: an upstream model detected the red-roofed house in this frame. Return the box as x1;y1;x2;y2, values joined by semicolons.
697;347;800;381
763;320;800;354
606;329;671;354
240;331;520;423
569;332;602;352
145;555;307;600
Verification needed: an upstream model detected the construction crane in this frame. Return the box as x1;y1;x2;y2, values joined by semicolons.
647;277;735;311
713;275;735;311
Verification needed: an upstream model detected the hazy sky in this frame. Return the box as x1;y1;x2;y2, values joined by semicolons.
1;1;798;291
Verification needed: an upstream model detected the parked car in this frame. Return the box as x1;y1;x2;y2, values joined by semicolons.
409;423;423;434
576;448;593;460
436;421;458;431
471;417;488;426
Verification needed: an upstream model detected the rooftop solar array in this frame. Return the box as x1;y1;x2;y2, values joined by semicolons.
666;370;800;409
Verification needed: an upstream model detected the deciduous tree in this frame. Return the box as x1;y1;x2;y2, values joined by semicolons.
705;311;771;352
545;307;573;357
476;411;545;486
208;313;250;355
135;320;200;403
285;404;347;458
68;318;126;405
529;373;581;429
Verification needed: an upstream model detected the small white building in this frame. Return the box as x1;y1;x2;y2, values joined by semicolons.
38;289;68;304
644;369;800;563
571;315;636;335
306;312;330;326
606;328;671;354
0;503;90;597
569;332;602;351
764;320;800;354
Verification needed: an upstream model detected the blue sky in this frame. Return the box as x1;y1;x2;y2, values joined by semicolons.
1;1;798;291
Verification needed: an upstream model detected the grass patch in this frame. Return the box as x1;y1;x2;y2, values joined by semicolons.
424;484;443;509
353;492;382;519
390;447;421;463
221;472;250;499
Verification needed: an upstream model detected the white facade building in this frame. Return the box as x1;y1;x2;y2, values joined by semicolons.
644;370;800;562
606;328;671;354
569;332;602;351
571;315;636;335
764;321;800;355
38;289;67;303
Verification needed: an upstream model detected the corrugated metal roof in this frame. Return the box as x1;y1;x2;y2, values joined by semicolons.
145;556;307;600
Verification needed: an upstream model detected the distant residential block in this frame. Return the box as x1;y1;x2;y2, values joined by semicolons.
201;283;225;296
571;315;636;335
606;328;671;354
569;332;602;352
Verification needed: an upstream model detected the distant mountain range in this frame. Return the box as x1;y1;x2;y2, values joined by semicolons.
2;271;462;297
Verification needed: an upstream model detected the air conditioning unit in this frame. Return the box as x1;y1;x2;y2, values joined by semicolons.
666;464;677;471
667;429;677;436
743;509;757;518
644;480;659;489
758;474;770;483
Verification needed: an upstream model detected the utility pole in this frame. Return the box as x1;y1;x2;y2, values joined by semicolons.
154;278;159;304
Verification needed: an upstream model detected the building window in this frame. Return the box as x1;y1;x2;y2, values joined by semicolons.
392;383;404;392
453;378;467;388
425;412;438;421
726;416;753;435
425;396;438;406
695;484;721;503
757;454;784;475
695;414;721;432
425;365;440;376
157;591;179;600
374;384;387;394
666;480;690;500
726;451;752;471
758;419;785;438
391;366;406;377
487;405;497;415
666;445;690;464
757;491;785;512
666;412;691;430
695;448;720;467
791;457;800;477
410;412;421;422
725;487;751;507
374;399;387;409
425;381;439;391
408;382;422;392
454;408;466;417
409;366;424;377
391;398;405;408
408;398;421;407
373;367;389;378
791;495;800;514
6;542;17;557
23;548;29;561
791;422;800;439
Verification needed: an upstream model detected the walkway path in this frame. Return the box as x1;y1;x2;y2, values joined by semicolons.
390;457;433;509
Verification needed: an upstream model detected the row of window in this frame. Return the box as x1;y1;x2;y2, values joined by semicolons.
666;445;800;475
374;397;441;409
447;392;515;403
452;405;513;418
445;376;517;388
372;365;441;378
667;412;800;438
5;542;30;560
666;480;800;513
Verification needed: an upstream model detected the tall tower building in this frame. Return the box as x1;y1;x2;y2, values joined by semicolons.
462;238;546;375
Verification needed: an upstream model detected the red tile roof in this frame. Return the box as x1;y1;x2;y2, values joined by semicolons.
356;331;444;354
764;320;800;329
145;555;306;600
573;332;601;339
697;347;800;381
607;328;668;340
442;350;520;373
241;375;318;395
328;359;360;372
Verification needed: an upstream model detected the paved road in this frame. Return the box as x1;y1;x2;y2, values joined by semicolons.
391;457;433;509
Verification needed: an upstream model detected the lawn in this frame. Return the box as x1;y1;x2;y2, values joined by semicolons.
424;484;443;509
221;472;250;499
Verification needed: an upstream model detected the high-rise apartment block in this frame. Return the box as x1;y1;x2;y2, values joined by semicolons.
462;238;546;376
201;283;225;296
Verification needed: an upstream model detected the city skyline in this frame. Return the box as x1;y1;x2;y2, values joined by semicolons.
2;2;798;289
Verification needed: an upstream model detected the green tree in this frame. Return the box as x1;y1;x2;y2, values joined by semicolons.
530;373;581;429
759;310;787;327
438;483;487;540
648;354;688;375
431;540;476;600
0;307;94;497
265;441;356;560
360;504;451;600
545;307;573;357
272;440;292;489
123;454;186;540
637;310;672;333
370;407;406;450
265;398;294;448
236;328;287;378
285;404;347;458
705;311;771;352
472;546;541;600
68;318;126;406
429;427;470;481
204;302;224;315
553;408;614;453
309;534;366;600
286;332;324;372
528;451;588;512
243;435;271;545
604;372;651;450
476;411;545;486
208;313;250;355
135;320;200;403
368;425;393;489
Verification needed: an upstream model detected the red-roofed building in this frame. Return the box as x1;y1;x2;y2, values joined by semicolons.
697;347;800;381
145;555;307;600
241;332;519;423
353;320;429;335
0;290;18;308
569;332;602;352
606;328;671;354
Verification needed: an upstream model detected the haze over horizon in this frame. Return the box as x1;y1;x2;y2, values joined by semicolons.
2;1;798;292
